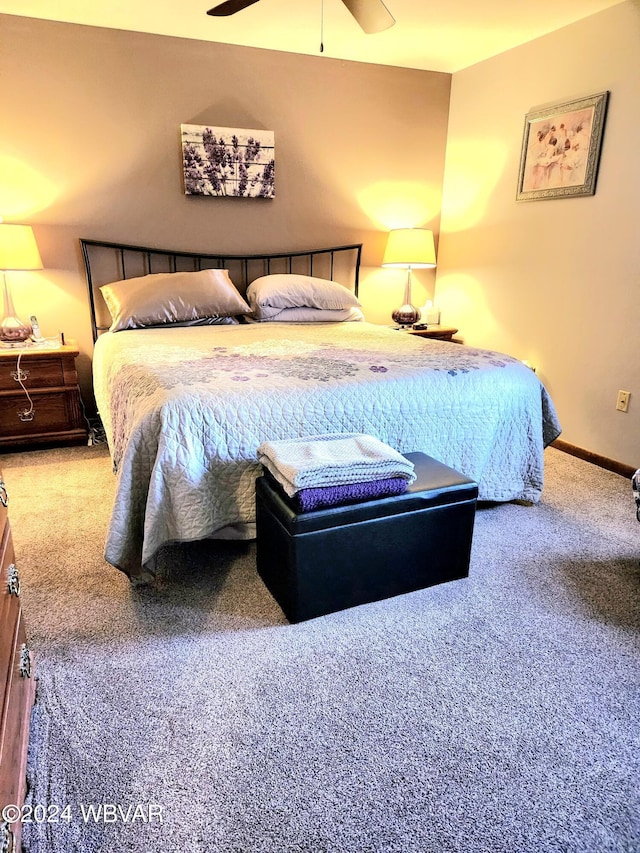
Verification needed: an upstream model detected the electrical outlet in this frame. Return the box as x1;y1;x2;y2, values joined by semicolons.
616;390;631;412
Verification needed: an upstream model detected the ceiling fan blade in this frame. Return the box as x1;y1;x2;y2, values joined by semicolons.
340;0;395;34
206;0;260;17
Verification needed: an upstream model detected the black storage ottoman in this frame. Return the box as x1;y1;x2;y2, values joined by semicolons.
255;451;478;622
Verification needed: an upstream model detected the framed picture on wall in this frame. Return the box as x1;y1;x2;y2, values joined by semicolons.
516;91;609;201
181;124;275;198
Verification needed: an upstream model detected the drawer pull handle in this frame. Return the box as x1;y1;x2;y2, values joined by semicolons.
19;644;32;679
0;821;16;853
7;563;20;597
0;479;7;507
10;367;29;382
18;409;35;422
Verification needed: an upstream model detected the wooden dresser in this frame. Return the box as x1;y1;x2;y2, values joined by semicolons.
0;342;87;449
0;469;35;853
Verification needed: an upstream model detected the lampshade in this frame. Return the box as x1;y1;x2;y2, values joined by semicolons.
382;228;436;269
0;223;43;271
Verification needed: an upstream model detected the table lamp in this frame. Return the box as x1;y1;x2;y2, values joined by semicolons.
0;223;42;346
382;228;436;327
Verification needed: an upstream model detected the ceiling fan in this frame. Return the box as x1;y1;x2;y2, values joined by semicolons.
206;0;395;35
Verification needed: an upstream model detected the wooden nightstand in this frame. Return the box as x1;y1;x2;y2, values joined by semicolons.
407;325;459;342
0;342;88;449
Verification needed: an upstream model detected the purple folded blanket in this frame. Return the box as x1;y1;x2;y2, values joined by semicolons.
293;477;408;512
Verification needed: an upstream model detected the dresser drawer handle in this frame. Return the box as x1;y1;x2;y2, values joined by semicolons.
19;644;32;679
0;479;7;507
0;821;16;853
10;367;29;382
18;409;35;422
7;564;20;597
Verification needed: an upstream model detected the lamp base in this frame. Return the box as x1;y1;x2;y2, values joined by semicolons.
0;314;33;345
0;339;31;349
391;303;421;328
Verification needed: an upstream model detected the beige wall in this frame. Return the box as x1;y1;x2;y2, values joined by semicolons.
437;1;640;467
0;14;450;405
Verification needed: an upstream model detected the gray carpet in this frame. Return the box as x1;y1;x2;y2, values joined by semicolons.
0;445;638;853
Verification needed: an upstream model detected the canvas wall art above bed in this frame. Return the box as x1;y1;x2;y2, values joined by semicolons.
82;239;561;583
181;124;276;198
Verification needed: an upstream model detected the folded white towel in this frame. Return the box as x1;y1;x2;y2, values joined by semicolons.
257;433;416;497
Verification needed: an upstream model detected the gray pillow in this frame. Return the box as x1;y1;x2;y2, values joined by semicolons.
100;269;250;331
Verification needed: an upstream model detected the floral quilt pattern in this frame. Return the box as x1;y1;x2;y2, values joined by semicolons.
93;322;561;578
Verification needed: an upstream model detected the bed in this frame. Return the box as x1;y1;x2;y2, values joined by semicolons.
83;238;561;582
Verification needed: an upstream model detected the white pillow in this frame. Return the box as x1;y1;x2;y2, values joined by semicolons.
246;306;365;323
247;274;361;320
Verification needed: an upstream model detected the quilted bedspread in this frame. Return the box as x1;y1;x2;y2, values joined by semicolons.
93;322;561;579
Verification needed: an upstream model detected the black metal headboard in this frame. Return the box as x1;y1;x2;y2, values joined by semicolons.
81;238;363;342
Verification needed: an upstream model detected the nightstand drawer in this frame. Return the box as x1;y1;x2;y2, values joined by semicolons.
0;357;66;391
0;389;84;441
